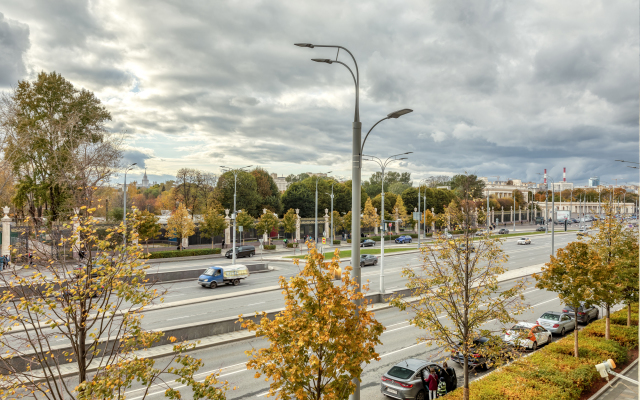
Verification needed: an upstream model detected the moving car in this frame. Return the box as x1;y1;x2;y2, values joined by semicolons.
537;311;575;336
516;237;531;245
503;322;552;351
561;304;599;324
361;239;376;247
198;265;250;288
498;228;509;234
380;359;457;400
535;226;546;232
224;245;256;259
395;235;413;244
360;254;378;267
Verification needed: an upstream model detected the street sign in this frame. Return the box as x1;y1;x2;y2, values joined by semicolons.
322;237;326;244
388;223;392;228
239;226;243;232
258;238;263;244
413;212;421;220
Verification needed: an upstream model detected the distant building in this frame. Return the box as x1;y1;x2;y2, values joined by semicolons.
588;177;600;187
141;169;150;189
270;173;289;192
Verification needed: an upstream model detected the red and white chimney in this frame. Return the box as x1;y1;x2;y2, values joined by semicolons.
544;169;547;184
563;167;566;182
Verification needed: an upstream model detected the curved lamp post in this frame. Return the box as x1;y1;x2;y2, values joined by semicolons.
221;165;252;264
296;42;412;400
362;152;411;294
123;163;137;245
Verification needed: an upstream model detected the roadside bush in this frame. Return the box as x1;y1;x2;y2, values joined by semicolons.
263;244;276;250
333;240;341;245
286;243;298;248
147;248;221;259
446;303;638;400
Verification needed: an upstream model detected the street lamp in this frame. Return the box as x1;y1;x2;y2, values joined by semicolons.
297;42;412;400
221;165;252;265
417;178;428;246
547;176;557;256
123;163;137;245
362;152;411;294
314;171;332;242
326;181;335;244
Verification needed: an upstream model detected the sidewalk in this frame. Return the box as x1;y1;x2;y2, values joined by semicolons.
589;360;638;400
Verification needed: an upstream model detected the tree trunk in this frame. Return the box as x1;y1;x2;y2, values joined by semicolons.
574;309;579;358
605;304;610;340
463;353;469;400
628;303;631;327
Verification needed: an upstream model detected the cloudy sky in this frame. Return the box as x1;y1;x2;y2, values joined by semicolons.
1;0;638;186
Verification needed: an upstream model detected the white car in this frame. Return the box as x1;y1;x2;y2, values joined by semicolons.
503;322;552;351
516;237;531;245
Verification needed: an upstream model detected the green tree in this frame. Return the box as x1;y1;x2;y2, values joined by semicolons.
362;171;412;198
3;71;114;222
281;208;297;239
393;195;409;226
449;174;485;199
256;211;279;244
282;182;314;218
240;245;384;399
216;171;260;217
200;208;228;249
235;210;255;244
332;210;343;238
534;242;602;357
388;182;411;195
137;210;161;253
167;204;195;250
250;167;282;214
371;192;397;216
342;211;352;234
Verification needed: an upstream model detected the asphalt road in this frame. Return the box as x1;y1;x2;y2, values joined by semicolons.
119;276;615;400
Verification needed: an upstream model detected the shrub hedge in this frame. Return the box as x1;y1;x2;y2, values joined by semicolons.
146;248;221;259
446;304;638;400
263;245;276;250
333;240;341;245
286;243;299;248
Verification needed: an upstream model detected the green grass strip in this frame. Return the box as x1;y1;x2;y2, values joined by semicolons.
284;247;417;259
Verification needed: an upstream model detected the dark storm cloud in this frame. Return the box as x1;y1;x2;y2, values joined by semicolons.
122;149;153;170
1;0;637;184
0;12;29;87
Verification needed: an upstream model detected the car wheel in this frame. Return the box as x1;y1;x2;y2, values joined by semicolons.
531;341;537;351
360;262;365;267
374;260;378;265
415;390;426;400
249;253;253;257
560;327;565;336
210;281;217;289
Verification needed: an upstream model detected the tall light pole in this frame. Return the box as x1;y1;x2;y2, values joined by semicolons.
314;172;332;242
326;181;335;244
547;176;557;256
487;176;499;229
122;163;137;245
417;178;428;246
296;42;412;400
363;152;411;294
512;190;516;232
221;165;252;265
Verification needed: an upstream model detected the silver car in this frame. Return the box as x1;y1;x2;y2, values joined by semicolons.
537;311;575;335
380;359;428;400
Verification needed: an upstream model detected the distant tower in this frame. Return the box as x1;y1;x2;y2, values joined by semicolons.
142;169;149;188
563;167;566;182
544;169;547;184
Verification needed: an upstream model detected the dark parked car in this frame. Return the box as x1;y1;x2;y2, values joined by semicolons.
535;226;546;232
380;359;457;400
225;245;256;259
458;243;476;252
360;239;376;247
562;304;599;324
395;235;413;244
360;254;378;267
498;228;509;234
451;336;516;370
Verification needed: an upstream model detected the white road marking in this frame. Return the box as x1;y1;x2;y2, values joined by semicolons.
246;302;266;306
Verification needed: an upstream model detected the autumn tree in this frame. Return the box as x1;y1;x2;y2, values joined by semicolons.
200;208;228;249
332;210;343;238
240;244;384;399
361;198;379;231
342;211;352;235
585;203;639;337
281;208;297;239
167;203;195;250
534;242;602;357
423;209;435;233
0;209;228;399
391;178;527;400
137;209;161;253
393;195;409;227
235;210;255;244
256;211;279;245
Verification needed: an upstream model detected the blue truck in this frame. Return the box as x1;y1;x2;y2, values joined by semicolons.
198;265;250;288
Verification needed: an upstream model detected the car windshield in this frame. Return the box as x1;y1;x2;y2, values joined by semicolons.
520;238;527;240
387;366;415;380
510;325;530;331
540;313;560;321
203;268;215;276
